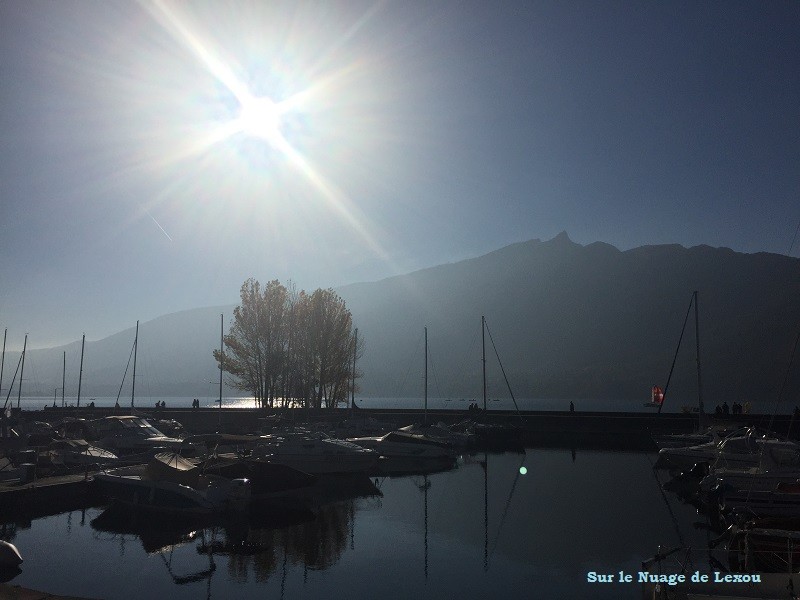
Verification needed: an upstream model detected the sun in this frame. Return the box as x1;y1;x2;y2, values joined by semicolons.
234;95;285;146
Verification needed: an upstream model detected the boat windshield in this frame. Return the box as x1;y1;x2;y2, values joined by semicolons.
119;418;165;437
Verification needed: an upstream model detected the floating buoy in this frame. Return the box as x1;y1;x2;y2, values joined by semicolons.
0;541;22;567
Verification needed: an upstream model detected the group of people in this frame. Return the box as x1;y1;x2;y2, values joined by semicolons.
154;400;167;409
714;401;749;415
191;398;201;408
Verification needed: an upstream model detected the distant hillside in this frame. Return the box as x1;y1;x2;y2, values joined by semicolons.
6;233;800;407
2;306;237;400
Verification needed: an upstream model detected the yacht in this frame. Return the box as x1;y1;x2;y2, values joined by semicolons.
95;452;250;514
654;427;780;471
700;438;800;493
47;438;118;468
249;433;378;474
88;416;190;455
348;430;458;459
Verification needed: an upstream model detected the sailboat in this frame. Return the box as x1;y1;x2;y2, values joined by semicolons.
649;291;706;415
471;316;524;448
650;291;720;450
397;327;474;448
349;328;459;467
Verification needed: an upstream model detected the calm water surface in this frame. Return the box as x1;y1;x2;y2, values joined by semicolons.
2;448;709;599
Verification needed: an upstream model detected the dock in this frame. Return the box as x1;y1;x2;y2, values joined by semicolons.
22;405;800;449
0;473;99;518
0;583;100;600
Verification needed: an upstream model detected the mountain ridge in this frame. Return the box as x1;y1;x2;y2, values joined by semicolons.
4;234;800;406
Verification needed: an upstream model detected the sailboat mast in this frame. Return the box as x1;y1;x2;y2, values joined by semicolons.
219;314;223;420
17;334;27;409
482;316;487;412
130;321;138;408
62;351;66;407
77;334;85;408
351;327;358;412
424;326;428;425
0;328;6;397
694;291;705;427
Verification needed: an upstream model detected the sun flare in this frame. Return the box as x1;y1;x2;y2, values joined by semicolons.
235;95;284;144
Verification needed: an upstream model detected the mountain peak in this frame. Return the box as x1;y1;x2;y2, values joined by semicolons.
549;231;575;245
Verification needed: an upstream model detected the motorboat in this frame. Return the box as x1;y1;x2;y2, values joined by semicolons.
718;481;800;519
329;416;394;439
348;430;458;459
397;422;474;448
94;452;251;514
47;439;118;469
700;438;800;493
0;456;25;483
653;427;780;471
195;452;317;497
652;424;740;449
88;416;192;455
249;433;378;474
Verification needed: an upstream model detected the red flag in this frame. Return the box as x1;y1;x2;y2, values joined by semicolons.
651;385;664;405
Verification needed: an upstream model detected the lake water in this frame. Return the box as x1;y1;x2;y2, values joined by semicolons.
0;447;713;599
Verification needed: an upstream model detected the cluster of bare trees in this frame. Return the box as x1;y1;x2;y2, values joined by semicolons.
214;279;362;409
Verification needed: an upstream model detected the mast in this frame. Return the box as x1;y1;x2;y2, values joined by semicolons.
0;328;6;397
131;321;138;408
3;354;23;412
77;334;85;408
424;326;428;425
17;334;27;409
219;314;223;425
694;291;706;428
61;351;66;407
481;316;487;412
351;327;358;412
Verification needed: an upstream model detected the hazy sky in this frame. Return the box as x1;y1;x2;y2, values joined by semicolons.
1;0;798;349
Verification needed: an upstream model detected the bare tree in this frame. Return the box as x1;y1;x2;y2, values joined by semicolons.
215;279;361;409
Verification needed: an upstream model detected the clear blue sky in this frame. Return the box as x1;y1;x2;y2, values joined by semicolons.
1;0;798;349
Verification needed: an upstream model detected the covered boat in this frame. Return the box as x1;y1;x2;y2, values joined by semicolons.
94;452;250;514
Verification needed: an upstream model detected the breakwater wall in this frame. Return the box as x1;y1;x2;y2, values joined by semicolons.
18;406;800;450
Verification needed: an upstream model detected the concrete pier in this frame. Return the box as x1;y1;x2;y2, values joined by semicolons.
23;405;800;449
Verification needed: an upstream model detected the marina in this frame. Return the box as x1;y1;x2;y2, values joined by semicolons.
4;404;800;598
0;437;703;600
4;0;799;597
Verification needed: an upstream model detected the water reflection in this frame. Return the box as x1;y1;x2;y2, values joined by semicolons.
1;448;712;599
87;476;382;590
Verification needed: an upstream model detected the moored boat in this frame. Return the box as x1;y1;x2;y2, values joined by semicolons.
397;422;474;448
349;430;458;460
47;438;118;469
249;433;379;474
95;452;251;514
196;452;317;497
700;438;800;493
88;416;192;455
654;427;781;471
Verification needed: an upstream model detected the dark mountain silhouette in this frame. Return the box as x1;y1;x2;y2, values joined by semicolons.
6;233;800;407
